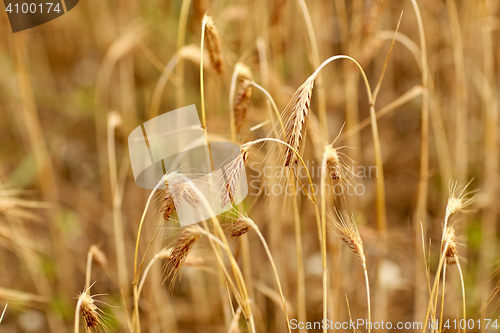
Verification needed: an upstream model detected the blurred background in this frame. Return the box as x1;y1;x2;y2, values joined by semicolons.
0;0;499;331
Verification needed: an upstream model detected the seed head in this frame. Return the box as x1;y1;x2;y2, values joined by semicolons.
332;211;365;264
322;144;356;197
80;293;99;329
163;183;176;221
234;62;252;81
161;247;204;267
234;80;253;134
221;145;250;207
165;226;201;290
445;180;476;222
283;74;317;166
325;145;341;180
227;217;252;239
170;182;200;208
77;287;104;330
204;16;224;74
89;245;108;270
442;226;459;265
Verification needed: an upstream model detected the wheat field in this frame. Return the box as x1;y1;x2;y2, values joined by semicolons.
0;0;499;332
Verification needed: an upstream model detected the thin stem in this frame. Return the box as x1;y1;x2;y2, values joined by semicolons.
412;0;430;323
149;54;179;119
296;0;328;141
422;242;450;333
229;64;240;142
372;12;403;104
107;113;129;295
138;248;167;297
456;259;466;333
314;57;385;229
362;263;372;333
320;149;328;333
420;222;432;297
292;183;307;333
85;250;93;290
411;0;429;233
340;85;424;141
250;81;284;136
439;263;447;333
445;0;468;184
200;17;208;131
133;285;141;332
131;179;164;332
175;0;191;108
367;15;402;234
133;181;162;284
196;223;254;332
368;101;387;233
247;219;292;333
0;304;7;324
314;56;372;102
200;16;215;170
74;297;83;333
478;0;498;319
174;177;254;332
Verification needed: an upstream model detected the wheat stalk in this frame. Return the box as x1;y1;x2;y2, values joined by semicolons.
193;0;207;21
229;215;292;333
85;245;108;290
422;192;473;333
0;304;7;324
332;210;371;333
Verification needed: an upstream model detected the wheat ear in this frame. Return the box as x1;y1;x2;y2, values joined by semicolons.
75;286;105;333
203;15;224;74
332;210;371;333
165;226;202;291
